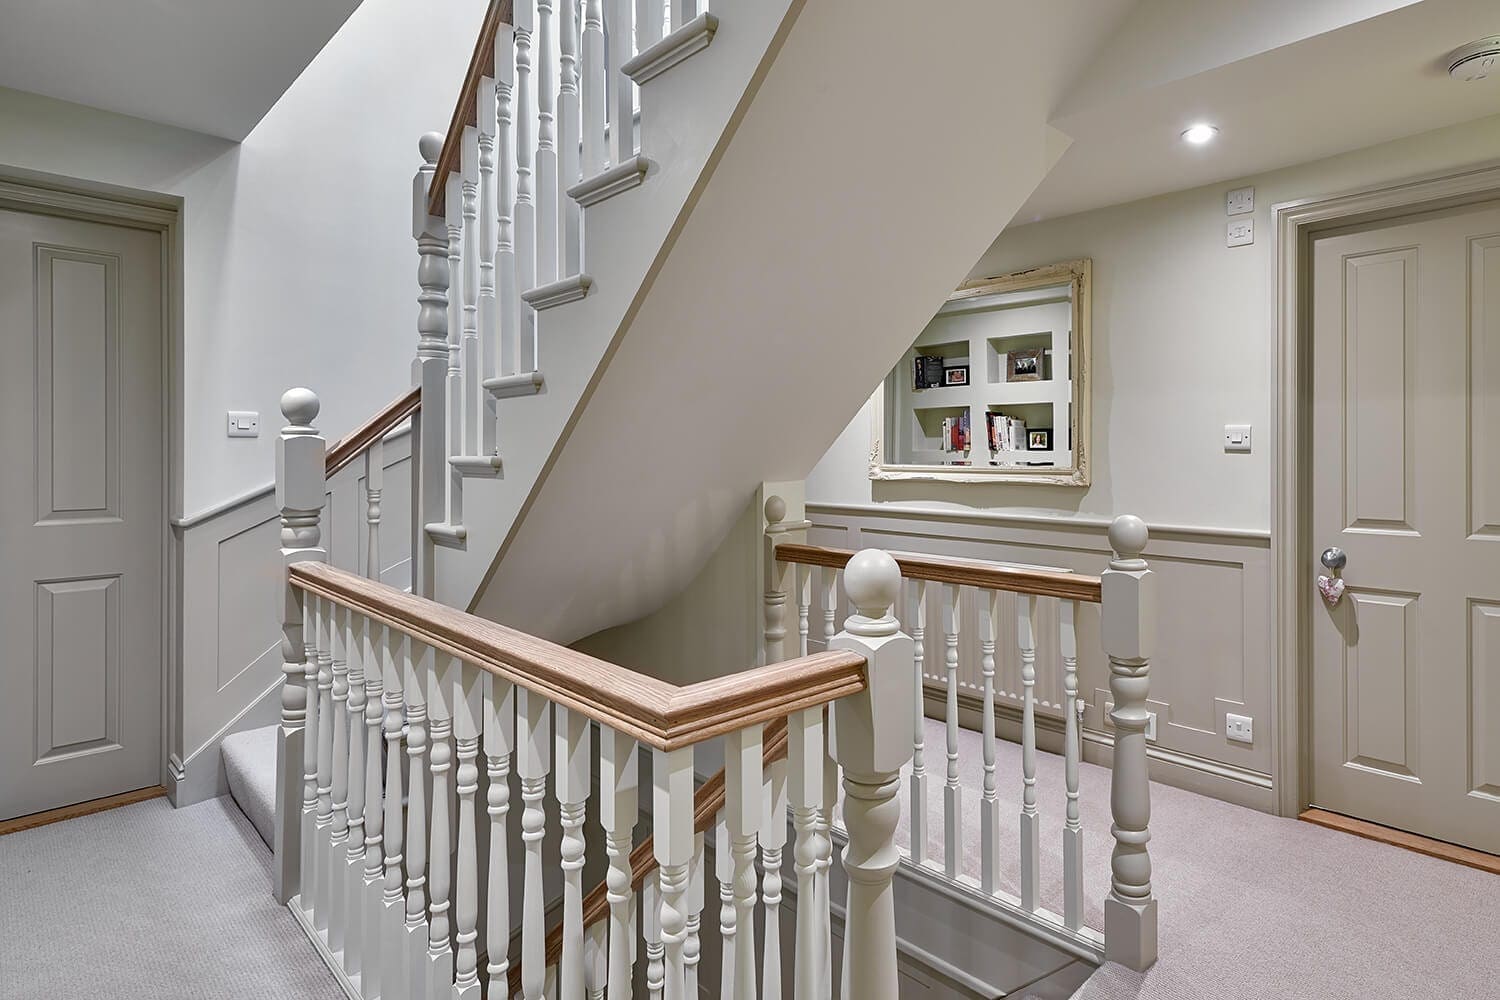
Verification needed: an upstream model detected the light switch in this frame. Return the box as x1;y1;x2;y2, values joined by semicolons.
1226;186;1254;215
1227;218;1254;247
1224;424;1251;453
227;410;259;438
1226;713;1254;744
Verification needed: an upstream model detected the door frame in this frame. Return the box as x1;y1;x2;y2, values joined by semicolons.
1271;160;1500;818
0;171;182;794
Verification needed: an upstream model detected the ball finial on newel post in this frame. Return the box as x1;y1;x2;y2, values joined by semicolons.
843;548;901;626
1109;514;1149;570
764;494;787;529
280;387;320;429
419;131;444;166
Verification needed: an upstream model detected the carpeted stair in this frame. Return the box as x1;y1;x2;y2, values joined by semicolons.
221;724;278;850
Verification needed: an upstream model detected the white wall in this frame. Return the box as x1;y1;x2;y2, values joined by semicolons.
808;112;1500;532
0;0;487;518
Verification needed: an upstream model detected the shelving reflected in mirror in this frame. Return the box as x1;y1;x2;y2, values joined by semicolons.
869;258;1092;486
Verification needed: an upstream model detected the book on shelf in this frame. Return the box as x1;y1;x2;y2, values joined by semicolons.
985;411;1027;454
912;355;945;390
938;411;971;454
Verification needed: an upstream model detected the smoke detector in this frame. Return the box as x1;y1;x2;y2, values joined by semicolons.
1448;36;1500;81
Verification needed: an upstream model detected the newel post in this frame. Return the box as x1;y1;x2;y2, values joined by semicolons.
274;388;327;904
762;488;810;665
828;549;913;1000
414;131;450;598
1101;515;1158;971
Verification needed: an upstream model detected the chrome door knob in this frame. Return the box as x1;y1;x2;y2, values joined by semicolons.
1320;547;1347;571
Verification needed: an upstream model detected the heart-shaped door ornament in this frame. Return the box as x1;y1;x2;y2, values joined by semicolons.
1317;574;1346;608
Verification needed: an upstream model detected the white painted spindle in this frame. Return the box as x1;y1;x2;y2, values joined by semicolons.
715;813;734;1000
787;707;824;1000
485;673;516;993
1018;593;1040;911
600;727;637;1000
558;0;581;276
300;596;321;916
364;442;383;581
829;550;914;1000
404;643;431;997
581;0;606;179
453;661;483;999
908;578;928;866
477;75;501;455
535;0;559;285
818;720;837;1000
275;388;325;905
725;726;761;1000
557;706;591;1000
444;172;466;524
670;0;694;32
635;0;661;50
513;0;538;371
427;652;457;996
644;872;664;1000
1102;516;1158;971
761;754;787;1000
980;592;1001;895
314;598;335;932
342;614;367;979
328;605;351;954
608;0;635;167
941;584;962;880
519;688;553;1000
1060;599;1084;931
461;127;481;456
685;830;704;998
494;23;520;379
381;629;408;993
585;920;608;1000
653;744;695;1000
361;623;386;995
796;564;811;657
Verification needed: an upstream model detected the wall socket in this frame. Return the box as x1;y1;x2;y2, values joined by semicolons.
226;410;260;438
1227;218;1254;247
1226;713;1254;744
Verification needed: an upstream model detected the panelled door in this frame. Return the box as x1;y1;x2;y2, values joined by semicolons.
0;205;164;819
1309;200;1500;854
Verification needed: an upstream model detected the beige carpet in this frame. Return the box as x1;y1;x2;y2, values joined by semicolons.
899;719;1496;999
0;795;342;1000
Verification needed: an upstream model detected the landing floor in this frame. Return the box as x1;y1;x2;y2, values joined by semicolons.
0;795;341;1000
903;719;1496;999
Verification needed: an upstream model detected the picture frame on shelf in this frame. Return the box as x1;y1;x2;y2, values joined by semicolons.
869;257;1092;487
1007;348;1044;382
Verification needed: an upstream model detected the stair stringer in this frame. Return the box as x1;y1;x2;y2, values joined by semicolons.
470;0;1083;645
431;0;804;612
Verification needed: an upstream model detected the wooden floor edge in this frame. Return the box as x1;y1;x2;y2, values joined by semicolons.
1299;808;1500;877
0;785;167;837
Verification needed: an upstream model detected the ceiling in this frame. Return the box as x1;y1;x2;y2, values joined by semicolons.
0;0;363;140
1019;0;1500;222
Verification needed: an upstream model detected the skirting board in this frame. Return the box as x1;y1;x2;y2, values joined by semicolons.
168;675;282;807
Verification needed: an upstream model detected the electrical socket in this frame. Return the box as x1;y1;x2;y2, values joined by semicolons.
1227;218;1254;247
1226;186;1254;215
1226;713;1254;744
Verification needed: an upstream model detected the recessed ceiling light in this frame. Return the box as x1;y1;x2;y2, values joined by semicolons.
1181;123;1219;145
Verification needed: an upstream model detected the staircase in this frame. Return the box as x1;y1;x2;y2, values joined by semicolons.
228;0;1170;996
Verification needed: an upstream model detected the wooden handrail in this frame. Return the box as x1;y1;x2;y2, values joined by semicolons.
508;720;793;995
775;542;1104;604
324;387;421;477
428;0;515;218
290;562;867;751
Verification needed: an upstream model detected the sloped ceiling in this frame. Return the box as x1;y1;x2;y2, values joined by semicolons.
0;0;363;140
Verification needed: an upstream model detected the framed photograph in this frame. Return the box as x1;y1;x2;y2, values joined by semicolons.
1007;348;1044;382
1028;428;1052;450
944;365;969;386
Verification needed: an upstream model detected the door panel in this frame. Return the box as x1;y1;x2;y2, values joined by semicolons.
0;207;163;819
1310;202;1500;853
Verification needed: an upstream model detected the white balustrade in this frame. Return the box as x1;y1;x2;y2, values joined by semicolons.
558;0;581;276
513;0;537;372
600;727;637;1000
980;591;1000;895
908;578;928;866
342;612;367;977
1018;592;1040;912
477;73;501;456
453;661;484;999
761;754;787;1000
535;0;559;286
557;706;591;1000
1060;599;1084;931
714;812;734;1000
426;652;457;996
653;744;695;999
444;172;465;525
412;135;449;577
609;0;636;167
328;603;351;954
486;673;517;991
460;128;482;457
519;687;552;1000
941;584;962;880
581;0;606;179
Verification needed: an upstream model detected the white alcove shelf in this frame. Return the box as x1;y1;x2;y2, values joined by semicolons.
870;258;1092;486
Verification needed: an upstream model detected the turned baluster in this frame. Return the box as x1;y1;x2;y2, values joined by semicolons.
300;597;322;916
581;0;606;180
635;0;662;50
453;660;484;999
1060;599;1084;931
486;673;516;994
536;0;559;286
519;688;553;1000
787;707;825;1000
585;920;608;1000
327;604;352;954
608;0;635;167
724;726;761;1000
796;564;811;657
685;831;705;998
514;0;538;371
493;21;520;379
644;872;664;1000
1018;593;1041;911
600;727;638;1000
380;630;408;992
714;812;734;1000
461;127;481;457
444;172;466;525
980;592;1001;895
941;585;962;880
403;642;431;998
557;706;592;1000
342;613;368;977
829;550;914;1000
313;597;335;932
426;652;458;996
558;0;581;276
1103;516;1157;971
275;388;325;905
761;753;788;1000
908;578;928;866
364;441;383;581
654;743;696;1000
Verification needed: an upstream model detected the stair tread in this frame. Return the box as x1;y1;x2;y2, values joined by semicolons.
221;724;278;850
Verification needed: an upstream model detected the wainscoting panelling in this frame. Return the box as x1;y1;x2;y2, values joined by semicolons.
806;503;1274;810
169;431;412;805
